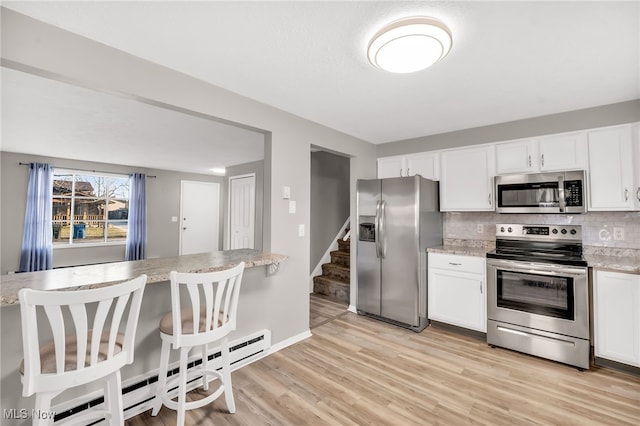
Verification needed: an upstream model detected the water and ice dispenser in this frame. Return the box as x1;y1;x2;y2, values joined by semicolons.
358;216;376;242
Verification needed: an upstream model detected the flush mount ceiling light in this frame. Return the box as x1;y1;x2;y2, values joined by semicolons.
368;16;453;73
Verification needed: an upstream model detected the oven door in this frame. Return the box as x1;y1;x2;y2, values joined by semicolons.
487;258;589;339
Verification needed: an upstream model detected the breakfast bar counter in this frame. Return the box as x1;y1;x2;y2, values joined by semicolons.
0;249;288;306
1;249;290;424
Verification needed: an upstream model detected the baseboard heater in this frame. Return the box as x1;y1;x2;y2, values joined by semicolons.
52;329;271;424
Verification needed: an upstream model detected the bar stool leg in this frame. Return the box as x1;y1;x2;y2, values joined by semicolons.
221;337;236;414
201;343;209;391
33;392;54;426
105;370;124;425
177;347;190;426
151;339;171;416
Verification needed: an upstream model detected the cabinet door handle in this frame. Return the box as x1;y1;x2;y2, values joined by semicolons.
625;188;629;202
528;155;531;167
400;168;403;177
541;154;545;167
448;262;462;266
637;187;640;202
480;281;483;294
407;167;410;176
488;194;492;206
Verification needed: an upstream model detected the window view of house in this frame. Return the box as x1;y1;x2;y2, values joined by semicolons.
52;171;130;244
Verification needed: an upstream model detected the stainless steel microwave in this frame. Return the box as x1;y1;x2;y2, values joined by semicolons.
495;171;586;214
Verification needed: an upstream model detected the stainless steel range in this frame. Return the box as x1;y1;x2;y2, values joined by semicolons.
486;224;590;370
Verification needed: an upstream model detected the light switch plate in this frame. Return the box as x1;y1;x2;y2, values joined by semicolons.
298;224;305;237
171;216;178;222
282;186;291;199
289;200;296;214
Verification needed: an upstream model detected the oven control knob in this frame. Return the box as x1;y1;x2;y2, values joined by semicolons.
570;229;577;235
500;227;505;233
507;227;513;233
552;228;558;234
561;228;567;235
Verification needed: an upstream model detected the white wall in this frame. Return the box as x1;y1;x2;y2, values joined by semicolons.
377;99;640;157
0;7;377;416
310;151;350;272
1;6;376;342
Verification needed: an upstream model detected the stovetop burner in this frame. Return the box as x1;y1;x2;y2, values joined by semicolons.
486;224;587;267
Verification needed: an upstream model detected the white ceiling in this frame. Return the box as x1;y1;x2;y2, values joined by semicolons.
2;1;639;166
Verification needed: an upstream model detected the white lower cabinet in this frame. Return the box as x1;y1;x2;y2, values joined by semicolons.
428;253;486;332
593;270;640;367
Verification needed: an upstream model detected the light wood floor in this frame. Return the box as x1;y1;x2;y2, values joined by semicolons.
127;294;639;425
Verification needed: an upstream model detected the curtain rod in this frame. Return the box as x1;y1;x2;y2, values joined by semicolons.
18;162;157;178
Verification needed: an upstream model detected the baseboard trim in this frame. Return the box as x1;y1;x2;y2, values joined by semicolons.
269;329;312;354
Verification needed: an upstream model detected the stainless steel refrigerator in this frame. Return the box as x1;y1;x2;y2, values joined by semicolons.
356;175;442;331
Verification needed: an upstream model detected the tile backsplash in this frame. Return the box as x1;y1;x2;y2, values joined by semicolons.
444;211;640;249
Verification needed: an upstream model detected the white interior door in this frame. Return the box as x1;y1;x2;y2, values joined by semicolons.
180;181;220;255
229;174;255;249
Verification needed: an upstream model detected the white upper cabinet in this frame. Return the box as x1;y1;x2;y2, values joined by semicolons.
495;131;587;175
537;131;587;172
406;152;440;180
587;124;635;211
377;152;440;180
440;145;495;211
495;139;538;174
377;155;404;178
634;123;640;209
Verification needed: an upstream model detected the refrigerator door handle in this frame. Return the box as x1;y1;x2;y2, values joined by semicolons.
379;200;387;259
375;200;381;258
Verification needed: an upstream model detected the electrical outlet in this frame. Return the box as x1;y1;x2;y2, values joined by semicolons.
476;224;484;234
613;227;625;241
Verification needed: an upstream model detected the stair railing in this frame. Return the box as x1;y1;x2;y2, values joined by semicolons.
309;217;350;293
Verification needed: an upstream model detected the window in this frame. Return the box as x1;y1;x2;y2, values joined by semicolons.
52;170;130;245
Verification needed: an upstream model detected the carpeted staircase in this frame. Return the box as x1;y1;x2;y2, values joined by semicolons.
312;237;350;304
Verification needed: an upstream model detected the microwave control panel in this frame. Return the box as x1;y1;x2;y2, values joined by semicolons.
564;180;584;206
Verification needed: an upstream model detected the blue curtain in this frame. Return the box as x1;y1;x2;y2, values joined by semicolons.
125;173;147;261
19;163;53;272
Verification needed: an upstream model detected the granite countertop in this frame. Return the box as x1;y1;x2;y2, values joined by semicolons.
427;239;496;258
426;240;639;274
0;249;288;306
583;247;640;275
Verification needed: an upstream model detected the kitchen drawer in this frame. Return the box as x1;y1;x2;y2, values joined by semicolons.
428;253;486;274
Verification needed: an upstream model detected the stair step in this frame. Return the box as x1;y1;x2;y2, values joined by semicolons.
337;238;350;252
321;263;350;282
313;276;349;304
330;250;350;267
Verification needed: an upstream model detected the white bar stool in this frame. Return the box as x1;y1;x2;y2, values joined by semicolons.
19;275;147;426
151;262;245;426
